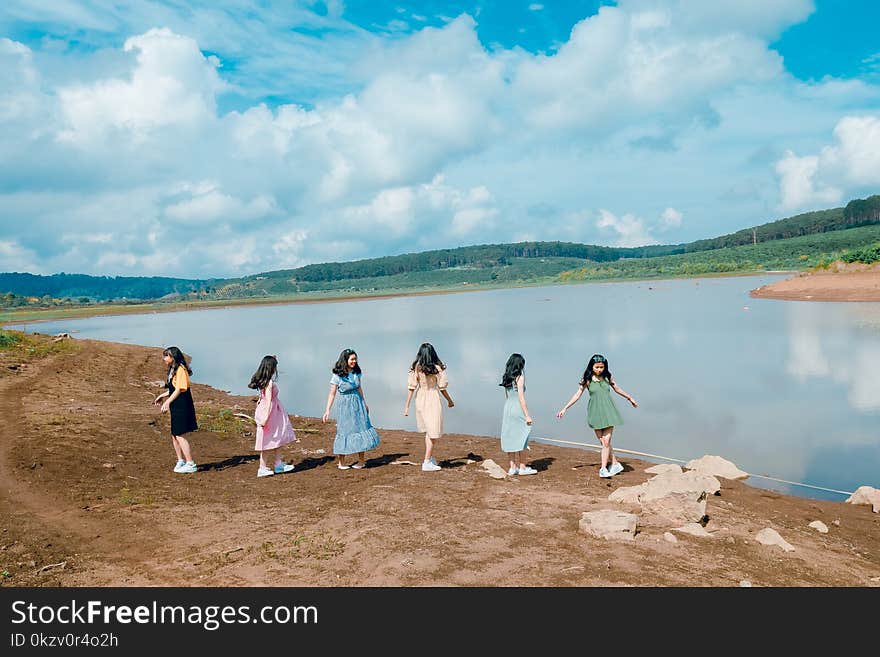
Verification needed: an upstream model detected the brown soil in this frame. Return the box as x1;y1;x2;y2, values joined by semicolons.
751;262;880;301
0;335;878;587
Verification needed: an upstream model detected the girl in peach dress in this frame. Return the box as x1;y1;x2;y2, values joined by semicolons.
403;342;454;472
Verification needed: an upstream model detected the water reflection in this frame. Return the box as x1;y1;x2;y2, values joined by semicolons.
14;276;880;500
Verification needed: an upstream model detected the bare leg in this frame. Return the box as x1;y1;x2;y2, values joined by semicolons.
171;437;183;461
606;427;619;467
424;435;434;462
357;451;365;465
337;454;346;468
175;435;193;463
595;429;610;470
508;452;517;471
260;448;277;469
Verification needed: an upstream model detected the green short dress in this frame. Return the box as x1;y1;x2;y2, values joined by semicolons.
587;378;623;430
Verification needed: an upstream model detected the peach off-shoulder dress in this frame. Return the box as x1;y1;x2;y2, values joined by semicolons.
407;367;449;439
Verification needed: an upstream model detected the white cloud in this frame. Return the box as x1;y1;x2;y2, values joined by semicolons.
0;239;40;273
163;182;278;226
596;209;660;247
529;4;544;11
661;207;683;228
775;115;880;211
57;28;225;145
337;176;498;245
512;5;784;133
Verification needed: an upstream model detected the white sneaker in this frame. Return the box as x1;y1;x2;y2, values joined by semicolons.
430;456;437;465
350;462;365;469
609;462;624;476
508;466;518;476
422;461;441;472
257;466;274;478
598;466;612;478
173;459;185;472
177;461;198;474
518;466;538;475
274;462;295;474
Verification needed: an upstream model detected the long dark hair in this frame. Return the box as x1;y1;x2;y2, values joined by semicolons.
248;355;278;390
580;353;611;387
500;353;525;389
163;346;192;378
410;342;444;376
332;348;362;376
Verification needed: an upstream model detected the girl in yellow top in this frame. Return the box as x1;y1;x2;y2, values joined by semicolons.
153;346;199;473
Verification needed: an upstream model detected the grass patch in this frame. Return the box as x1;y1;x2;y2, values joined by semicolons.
196;408;251;437
260;532;346;562
119;486;154;506
0;330;21;348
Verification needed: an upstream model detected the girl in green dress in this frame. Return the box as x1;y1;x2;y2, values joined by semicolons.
556;354;637;478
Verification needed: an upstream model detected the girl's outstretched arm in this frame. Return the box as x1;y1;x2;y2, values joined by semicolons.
556;385;584;417
517;374;532;425
403;387;415;415
322;384;337;422
610;379;638;408
153;389;170;405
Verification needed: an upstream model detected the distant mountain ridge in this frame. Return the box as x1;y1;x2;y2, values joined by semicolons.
2;194;878;302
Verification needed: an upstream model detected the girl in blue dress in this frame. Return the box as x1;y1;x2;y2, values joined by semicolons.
499;353;536;476
322;348;380;470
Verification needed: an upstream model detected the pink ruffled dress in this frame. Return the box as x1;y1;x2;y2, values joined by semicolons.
254;381;297;450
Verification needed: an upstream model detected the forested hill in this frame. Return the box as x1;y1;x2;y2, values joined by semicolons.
0;273;211;303
2;194;878;302
239;195;880;284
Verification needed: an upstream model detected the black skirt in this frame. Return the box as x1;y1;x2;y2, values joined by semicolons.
169;386;198;436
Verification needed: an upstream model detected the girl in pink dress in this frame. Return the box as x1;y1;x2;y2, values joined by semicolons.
248;355;298;478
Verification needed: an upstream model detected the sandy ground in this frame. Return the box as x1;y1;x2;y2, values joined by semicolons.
751;262;880;301
0;335;878;587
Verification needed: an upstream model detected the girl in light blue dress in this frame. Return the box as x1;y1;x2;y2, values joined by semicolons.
322;348;380;470
500;353;536;476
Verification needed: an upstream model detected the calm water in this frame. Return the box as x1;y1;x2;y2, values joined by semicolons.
15;276;880;501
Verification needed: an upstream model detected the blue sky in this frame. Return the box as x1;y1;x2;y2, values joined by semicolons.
1;0;879;277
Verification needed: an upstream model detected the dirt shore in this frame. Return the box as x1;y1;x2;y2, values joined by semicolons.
751;262;880;301
1;335;878;587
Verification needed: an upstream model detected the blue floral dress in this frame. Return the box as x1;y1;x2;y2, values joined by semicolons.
330;372;380;455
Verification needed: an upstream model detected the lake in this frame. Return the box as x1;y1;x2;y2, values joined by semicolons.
14;275;880;501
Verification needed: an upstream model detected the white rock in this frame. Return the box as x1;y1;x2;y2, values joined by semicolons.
685;455;749;480
755;528;795;552
608;484;645;504
645;464;682;475
579;510;638;541
739;580;752;587
639;470;721;501
641;491;708;525
845;486;880;513
671;523;713;538
663;532;677;544
480;459;509;480
808;520;829;534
